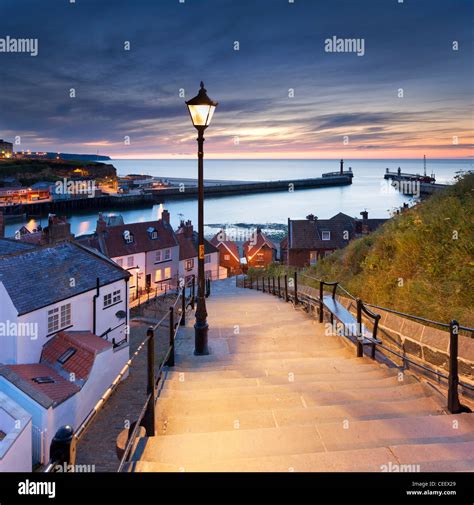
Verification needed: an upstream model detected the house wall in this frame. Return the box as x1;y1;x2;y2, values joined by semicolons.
217;245;241;275
179;252;221;282
112;253;146;291
247;245;275;269
0;282;20;364
0;393;32;472
145;245;179;289
10;278;128;364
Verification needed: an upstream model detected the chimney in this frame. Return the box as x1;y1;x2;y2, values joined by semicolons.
182;220;193;238
360;210;368;220
161;209;170;225
340;159;344;175
96;213;107;234
0;210;4;238
44;214;72;244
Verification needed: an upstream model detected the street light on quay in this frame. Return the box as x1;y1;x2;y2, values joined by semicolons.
186;81;218;355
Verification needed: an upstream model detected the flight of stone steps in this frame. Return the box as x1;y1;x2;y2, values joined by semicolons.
126;278;474;472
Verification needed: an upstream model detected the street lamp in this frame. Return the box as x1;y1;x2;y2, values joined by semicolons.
186;81;218;355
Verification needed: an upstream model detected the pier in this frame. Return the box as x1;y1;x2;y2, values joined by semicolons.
0;174;352;217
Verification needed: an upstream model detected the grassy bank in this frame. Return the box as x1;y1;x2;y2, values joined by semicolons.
250;172;474;326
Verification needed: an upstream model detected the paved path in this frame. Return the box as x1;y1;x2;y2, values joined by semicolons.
126;279;474;472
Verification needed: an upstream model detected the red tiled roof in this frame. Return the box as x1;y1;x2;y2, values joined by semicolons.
41;331;111;381
176;230;218;261
78;219;178;258
243;231;276;259
5;364;80;406
210;232;240;262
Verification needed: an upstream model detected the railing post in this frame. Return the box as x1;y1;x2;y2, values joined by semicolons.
448;320;464;414
284;275;288;302
180;287;186;326
48;426;76;471
262;275;265;293
143;326;156;436
272;277;276;295
277;276;281;298
166;307;175;367
356;298;363;357
191;275;196;309
319;281;324;323
294;272;298;306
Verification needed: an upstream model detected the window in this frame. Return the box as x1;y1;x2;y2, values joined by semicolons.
57;347;76;365
127;256;134;267
116;258;123;267
321;231;331;241
155;269;162;282
164;267;171;279
224;254;230;261
310;251;318;266
123;230;133;244
60;304;71;328
48;303;71;333
155;250;162;262
113;290;121;303
204;255;211;264
185;259;194;271
164;248;171;260
104;293;112;307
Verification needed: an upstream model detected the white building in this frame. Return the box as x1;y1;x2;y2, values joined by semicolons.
0;239;131;468
175;220;222;284
0;391;32;472
79;209;179;299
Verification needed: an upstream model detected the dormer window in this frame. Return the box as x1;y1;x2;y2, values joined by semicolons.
123;230;133;244
321;231;331;241
147;227;158;240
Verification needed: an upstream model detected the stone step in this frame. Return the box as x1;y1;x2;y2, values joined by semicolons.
126;446;397;472
165;358;380;379
134;414;474;467
155;383;430;417
162;368;397;391
134;425;325;465
155;397;443;436
126;441;474;472
158;375;418;399
315;413;474;452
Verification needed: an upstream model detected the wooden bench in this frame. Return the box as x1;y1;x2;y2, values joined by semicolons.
318;281;381;359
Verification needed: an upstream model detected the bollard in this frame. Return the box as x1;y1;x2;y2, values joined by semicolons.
166;307;175;367
143;326;156;436
49;425;76;470
277;276;281;298
356;299;363;357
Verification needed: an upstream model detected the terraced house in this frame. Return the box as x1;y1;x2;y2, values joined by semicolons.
79;209;179;298
0;239;130;468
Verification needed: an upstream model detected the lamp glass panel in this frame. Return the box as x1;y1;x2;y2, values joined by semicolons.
188;104;216;126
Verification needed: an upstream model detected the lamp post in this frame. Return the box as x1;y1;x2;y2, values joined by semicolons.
186;82;218;355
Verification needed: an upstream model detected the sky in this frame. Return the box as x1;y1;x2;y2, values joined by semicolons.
0;0;473;159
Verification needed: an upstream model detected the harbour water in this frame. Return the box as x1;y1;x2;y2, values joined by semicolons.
5;158;471;239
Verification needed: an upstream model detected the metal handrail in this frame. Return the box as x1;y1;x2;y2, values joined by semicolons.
239;274;473;413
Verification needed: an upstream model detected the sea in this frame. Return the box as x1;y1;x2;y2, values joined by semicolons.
4;158;471;239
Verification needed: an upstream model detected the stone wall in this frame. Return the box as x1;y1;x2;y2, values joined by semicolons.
334;294;474;386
